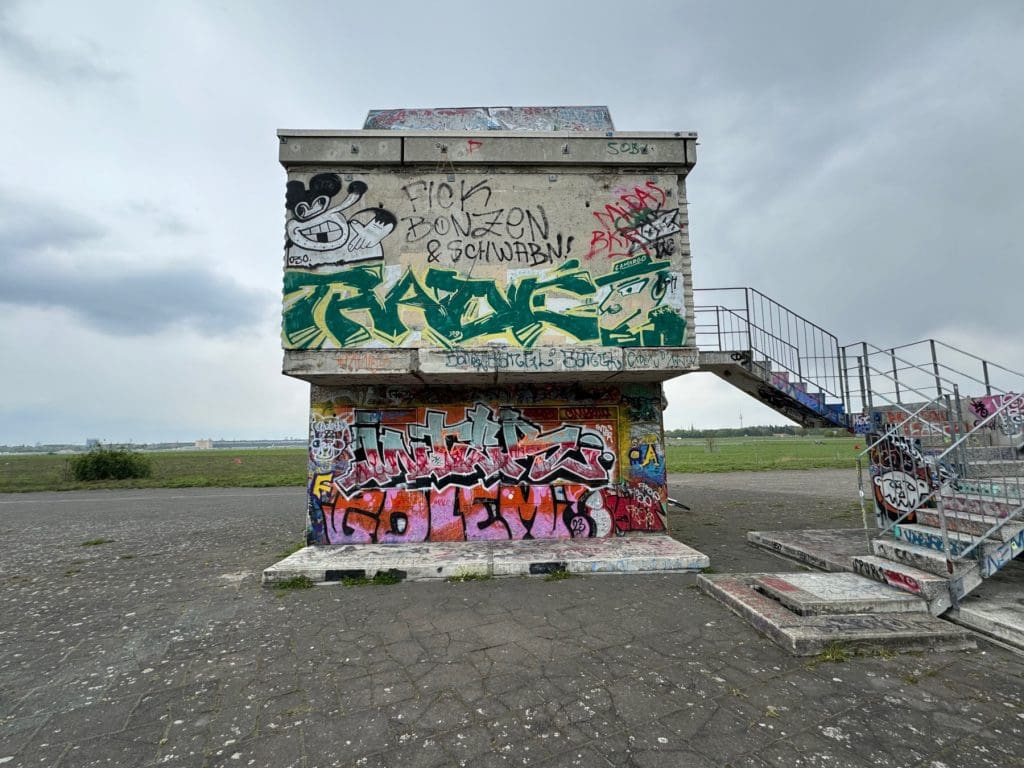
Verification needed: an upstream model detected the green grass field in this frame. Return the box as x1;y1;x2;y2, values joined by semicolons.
0;437;864;493
0;449;307;493
665;436;863;473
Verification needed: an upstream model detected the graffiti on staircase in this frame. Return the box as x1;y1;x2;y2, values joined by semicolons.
982;528;1024;576
767;373;846;426
969;393;1024;436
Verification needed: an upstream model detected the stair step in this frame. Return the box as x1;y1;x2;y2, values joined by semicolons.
698;573;974;656
870;539;982;598
938;494;1021;518
851;555;954;615
943;479;1024;502
753;572;927;615
890;523;983;558
915;508;1024;541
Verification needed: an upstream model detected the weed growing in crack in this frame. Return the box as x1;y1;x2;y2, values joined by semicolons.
447;573;492;583
273;576;315;591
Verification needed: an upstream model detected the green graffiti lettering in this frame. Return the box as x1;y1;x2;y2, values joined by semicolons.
283;257;686;350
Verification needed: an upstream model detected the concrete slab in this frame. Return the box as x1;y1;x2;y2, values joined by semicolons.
262;534;709;584
753;572;928;615
747;528;873;571
699;573;975;656
947;560;1024;650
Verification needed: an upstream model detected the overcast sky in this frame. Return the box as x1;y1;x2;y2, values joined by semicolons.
2;0;1022;444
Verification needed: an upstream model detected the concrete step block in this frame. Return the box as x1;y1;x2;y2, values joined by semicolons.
851;555;953;615
869;539;982;598
916;508;1024;542
890;523;984;558
753;572;928;615
698;573;974;656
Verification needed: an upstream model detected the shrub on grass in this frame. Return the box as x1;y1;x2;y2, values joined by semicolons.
71;446;152;481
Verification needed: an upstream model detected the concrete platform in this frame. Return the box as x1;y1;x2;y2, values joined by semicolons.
741;526;1024;648
747;527;873;571
262;534;709;584
699;573;976;656
754;572;928;615
947;559;1024;650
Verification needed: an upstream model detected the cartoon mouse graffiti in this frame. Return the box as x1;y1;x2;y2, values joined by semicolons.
285;173;396;268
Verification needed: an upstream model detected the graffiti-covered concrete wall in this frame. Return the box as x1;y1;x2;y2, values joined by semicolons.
283;173;688;351
305;383;667;544
279;115;697;547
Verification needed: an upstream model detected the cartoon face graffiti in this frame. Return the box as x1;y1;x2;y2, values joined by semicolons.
873;469;929;518
285;174;397;268
592;255;686;345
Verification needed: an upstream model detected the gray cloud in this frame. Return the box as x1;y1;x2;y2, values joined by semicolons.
0;261;271;336
0;4;122;84
675;3;1024;349
0;189;105;256
127;201;199;237
0;190;268;335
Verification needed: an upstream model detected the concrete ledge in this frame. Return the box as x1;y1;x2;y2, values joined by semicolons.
283;349;420;385
948;602;1024;651
283;346;700;384
698;573;975;656
946;563;1024;651
262;534;709;584
747;528;873;572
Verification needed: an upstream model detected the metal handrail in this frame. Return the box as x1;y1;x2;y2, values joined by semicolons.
694;305;800;358
694;288;844;406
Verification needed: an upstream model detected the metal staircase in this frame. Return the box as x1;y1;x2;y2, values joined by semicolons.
695;287;1024;615
846;340;1024;614
694;288;850;428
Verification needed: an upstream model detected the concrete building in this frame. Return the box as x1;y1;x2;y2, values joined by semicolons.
278;106;699;545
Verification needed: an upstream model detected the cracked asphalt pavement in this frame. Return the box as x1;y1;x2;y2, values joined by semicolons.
1;472;1022;767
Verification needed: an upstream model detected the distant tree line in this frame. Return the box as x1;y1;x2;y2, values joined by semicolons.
665;426;852;439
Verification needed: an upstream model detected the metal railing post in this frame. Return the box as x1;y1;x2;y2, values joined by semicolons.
952;384;967;474
930;339;943;399
840;347;851;416
861;343;874;412
890;348;901;404
857;355;867;416
743;289;752;351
